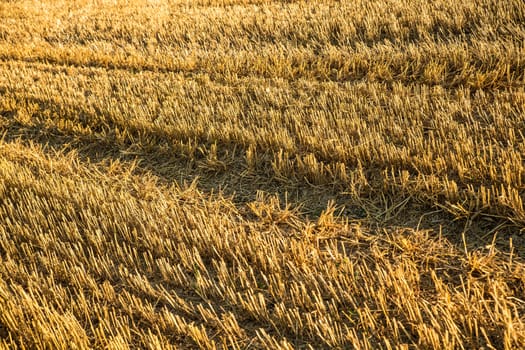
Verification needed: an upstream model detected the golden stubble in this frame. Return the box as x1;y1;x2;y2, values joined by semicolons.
0;0;524;348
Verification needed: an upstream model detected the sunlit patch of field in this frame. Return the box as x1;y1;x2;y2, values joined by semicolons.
0;0;524;348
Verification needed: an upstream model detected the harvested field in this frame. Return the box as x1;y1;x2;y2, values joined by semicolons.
0;0;524;348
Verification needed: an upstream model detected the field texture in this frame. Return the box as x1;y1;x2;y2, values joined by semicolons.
1;0;525;348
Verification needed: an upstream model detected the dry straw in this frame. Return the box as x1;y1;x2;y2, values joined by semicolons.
0;0;524;348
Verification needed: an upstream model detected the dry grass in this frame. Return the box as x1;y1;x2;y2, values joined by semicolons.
0;0;524;348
